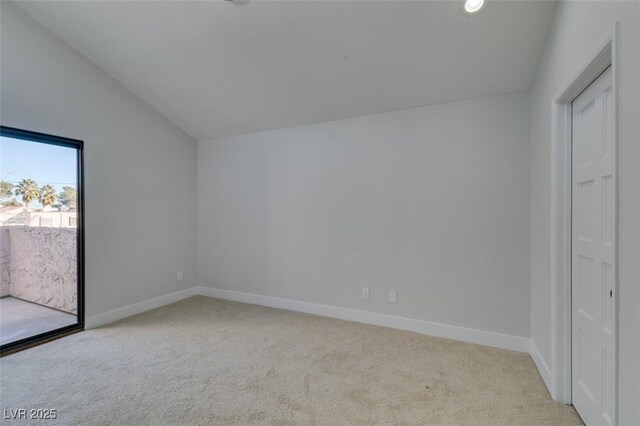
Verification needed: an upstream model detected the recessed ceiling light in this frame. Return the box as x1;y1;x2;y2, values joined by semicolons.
464;0;485;14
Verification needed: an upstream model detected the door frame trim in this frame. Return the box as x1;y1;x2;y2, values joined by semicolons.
549;22;620;422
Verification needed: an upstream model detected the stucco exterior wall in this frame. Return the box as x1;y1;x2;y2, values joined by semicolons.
0;226;77;314
0;228;10;297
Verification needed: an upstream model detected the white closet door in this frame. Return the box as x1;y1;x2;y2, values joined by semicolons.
571;66;615;426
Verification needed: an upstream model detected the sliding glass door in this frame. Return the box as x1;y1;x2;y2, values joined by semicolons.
0;127;84;354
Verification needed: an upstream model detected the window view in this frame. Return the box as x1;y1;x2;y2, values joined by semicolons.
0;130;83;349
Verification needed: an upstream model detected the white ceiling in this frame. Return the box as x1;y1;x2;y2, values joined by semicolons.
16;1;556;141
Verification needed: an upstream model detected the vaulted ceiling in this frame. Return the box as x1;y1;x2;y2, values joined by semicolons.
15;1;556;141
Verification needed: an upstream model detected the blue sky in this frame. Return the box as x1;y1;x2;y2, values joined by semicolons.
1;136;77;203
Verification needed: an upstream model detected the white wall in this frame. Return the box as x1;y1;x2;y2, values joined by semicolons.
0;2;199;318
529;2;639;423
199;92;531;339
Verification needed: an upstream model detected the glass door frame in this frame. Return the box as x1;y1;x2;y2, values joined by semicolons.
0;126;84;355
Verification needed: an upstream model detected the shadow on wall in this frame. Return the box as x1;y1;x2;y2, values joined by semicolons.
0;226;77;314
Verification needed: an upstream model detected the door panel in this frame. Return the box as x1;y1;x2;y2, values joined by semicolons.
0;126;84;355
571;66;615;426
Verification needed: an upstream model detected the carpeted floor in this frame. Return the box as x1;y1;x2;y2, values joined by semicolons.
0;296;582;425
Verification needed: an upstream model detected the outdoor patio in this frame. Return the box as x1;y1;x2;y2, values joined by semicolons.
0;296;76;345
0;225;78;346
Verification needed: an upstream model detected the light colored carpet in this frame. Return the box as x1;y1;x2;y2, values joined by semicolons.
0;296;582;425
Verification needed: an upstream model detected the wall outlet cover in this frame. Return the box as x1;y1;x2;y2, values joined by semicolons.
362;287;370;300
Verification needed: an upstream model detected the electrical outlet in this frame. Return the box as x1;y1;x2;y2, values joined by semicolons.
362;287;370;300
388;290;397;303
177;272;183;282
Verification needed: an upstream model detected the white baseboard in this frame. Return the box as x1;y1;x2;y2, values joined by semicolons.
195;286;530;353
529;339;554;395
84;285;532;354
85;287;198;329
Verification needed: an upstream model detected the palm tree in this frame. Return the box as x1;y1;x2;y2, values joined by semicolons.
59;186;77;210
0;181;14;199
40;184;58;208
14;179;40;210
